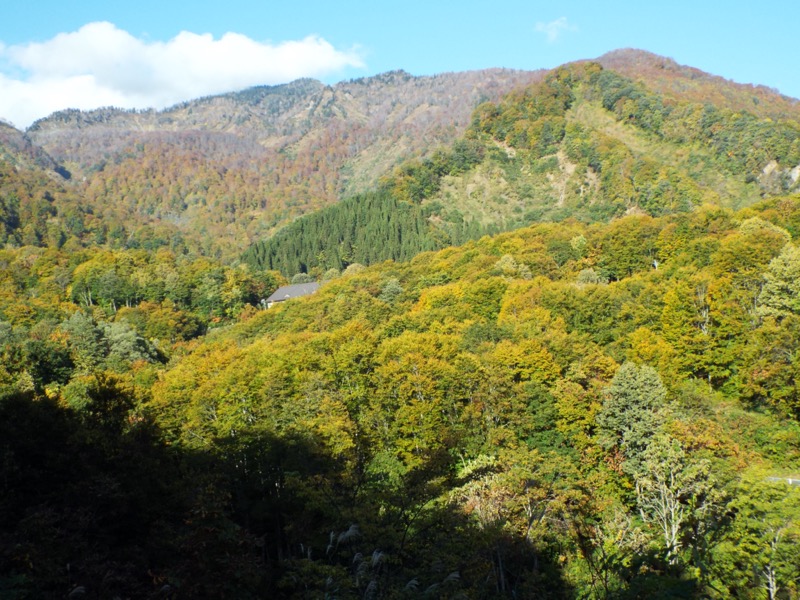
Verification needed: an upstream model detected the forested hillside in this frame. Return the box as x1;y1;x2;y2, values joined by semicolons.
244;63;800;275
596;49;800;122
2;52;800;598
13;69;543;260
3;192;800;597
5;54;799;268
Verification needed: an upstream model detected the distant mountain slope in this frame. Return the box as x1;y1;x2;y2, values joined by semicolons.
5;49;800;264
0;121;68;176
244;62;800;275
21;69;544;259
0;122;82;247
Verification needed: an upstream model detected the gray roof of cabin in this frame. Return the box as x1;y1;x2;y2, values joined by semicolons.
266;282;320;303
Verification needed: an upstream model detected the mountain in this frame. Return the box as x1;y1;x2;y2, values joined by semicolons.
20;69;544;259
2;51;800;599
0;121;83;247
243;61;800;275
5;50;800;263
596;48;800;121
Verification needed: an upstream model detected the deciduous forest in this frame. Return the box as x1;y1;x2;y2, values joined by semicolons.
1;52;800;598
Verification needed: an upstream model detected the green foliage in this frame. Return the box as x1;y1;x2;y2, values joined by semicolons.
758;242;800;318
61;311;108;372
739;314;800;417
633;433;722;566
378;277;404;304
242;190;441;274
115;301;204;343
711;475;800;599
290;271;315;284
19;338;74;389
472;64;583;147
102;321;161;369
597;215;661;280
380;139;485;203
596;362;668;474
5;59;800;599
60;311;161;373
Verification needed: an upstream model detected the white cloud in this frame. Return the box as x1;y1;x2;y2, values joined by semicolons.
0;22;365;128
534;17;577;43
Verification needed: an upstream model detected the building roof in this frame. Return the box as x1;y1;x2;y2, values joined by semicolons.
265;282;320;304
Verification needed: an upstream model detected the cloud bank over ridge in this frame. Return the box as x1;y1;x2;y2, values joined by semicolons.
0;22;365;128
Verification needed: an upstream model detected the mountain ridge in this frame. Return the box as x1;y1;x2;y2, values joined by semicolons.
3;49;799;262
595;48;800;120
21;49;800;138
2;50;800;599
243;61;800;274
16;67;546;258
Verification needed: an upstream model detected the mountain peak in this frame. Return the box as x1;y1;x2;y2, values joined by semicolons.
595;47;800;119
597;48;680;69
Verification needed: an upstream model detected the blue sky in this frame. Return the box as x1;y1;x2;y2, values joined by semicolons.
2;1;798;128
